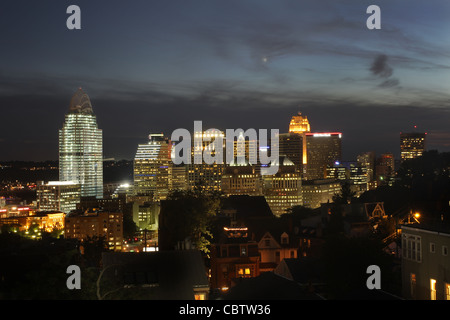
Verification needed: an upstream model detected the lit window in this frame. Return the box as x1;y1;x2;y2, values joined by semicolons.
446;283;450;300
430;279;437;300
195;293;206;300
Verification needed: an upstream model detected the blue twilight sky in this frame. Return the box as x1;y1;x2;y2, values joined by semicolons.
0;0;449;161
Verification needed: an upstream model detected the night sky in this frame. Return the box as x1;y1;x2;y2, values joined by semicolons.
1;0;449;162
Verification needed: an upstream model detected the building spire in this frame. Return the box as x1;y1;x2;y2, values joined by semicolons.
68;88;94;114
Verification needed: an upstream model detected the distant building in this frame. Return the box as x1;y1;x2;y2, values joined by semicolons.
169;164;187;191
0;211;65;233
376;153;395;185
401;222;450;300
302;179;341;209
262;157;302;216
258;231;299;273
187;129;225;192
221;164;263;196
303;132;342;180
357;151;376;183
135;202;159;240
36;181;80;214
210;225;261;291
64;211;123;251
400;132;426;162
289;112;311;134
59;88;103;198
279;132;303;172
134;133;172;201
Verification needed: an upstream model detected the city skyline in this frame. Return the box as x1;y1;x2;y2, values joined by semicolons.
1;1;449;161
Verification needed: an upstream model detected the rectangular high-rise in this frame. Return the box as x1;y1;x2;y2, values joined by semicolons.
400;132;426;162
36;181;81;214
59;88;103;198
133;133;171;201
303;132;342;180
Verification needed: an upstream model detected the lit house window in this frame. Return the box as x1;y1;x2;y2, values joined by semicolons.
195;293;206;300
446;283;450;300
410;273;416;298
430;279;437;300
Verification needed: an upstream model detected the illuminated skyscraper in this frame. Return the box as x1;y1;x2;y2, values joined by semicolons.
303;132;342;180
279;132;303;171
289;112;311;134
400;132;426;162
59;88;103;198
187;129;225;191
134;133;171;201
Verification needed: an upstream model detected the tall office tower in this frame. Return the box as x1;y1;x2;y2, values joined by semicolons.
279;132;303;171
400;132;426;162
262;156;302;216
303;132;342;180
357;151;376;182
376;153;395;185
59;88;103;198
134;133;172;201
289;112;311;134
36;181;81;214
187;129;225;191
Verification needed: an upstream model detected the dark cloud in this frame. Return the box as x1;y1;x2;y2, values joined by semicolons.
370;54;393;78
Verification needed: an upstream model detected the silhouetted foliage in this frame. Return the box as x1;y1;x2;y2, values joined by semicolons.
162;187;223;254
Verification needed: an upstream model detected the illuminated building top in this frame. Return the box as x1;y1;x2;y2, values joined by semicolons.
68;87;94;114
289;112;311;134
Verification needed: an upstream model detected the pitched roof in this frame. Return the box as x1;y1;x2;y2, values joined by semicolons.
221;271;323;300
220;195;274;219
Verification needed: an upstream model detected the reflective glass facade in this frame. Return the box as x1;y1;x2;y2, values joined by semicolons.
59;89;103;198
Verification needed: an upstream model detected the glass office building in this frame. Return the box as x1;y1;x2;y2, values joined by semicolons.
133;133;171;201
400;132;426;162
59;88;103;198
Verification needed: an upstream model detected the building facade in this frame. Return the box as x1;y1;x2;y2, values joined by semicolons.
262;157;302;216
187;129;225;192
303;132;342;180
302;179;341;209
400;132;426;162
210;226;261;291
36;181;81;214
64;211;123;251
376;152;395;185
279;132;303;171
401;223;450;300
221;164;263;196
289;112;311;134
133;133;172;201
59;88;103;198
